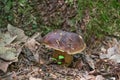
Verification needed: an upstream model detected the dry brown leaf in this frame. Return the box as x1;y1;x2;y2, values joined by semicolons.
0;46;17;61
86;55;95;69
24;33;41;63
0;46;21;72
95;75;105;80
100;38;120;63
25;39;40;52
0;24;26;72
0;60;12;72
7;24;28;43
0;31;17;46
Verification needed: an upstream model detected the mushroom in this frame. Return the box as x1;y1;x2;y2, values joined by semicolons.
42;30;86;65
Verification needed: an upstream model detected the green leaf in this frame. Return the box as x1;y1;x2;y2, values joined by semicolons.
4;0;13;13
57;62;62;65
58;55;64;60
51;58;57;61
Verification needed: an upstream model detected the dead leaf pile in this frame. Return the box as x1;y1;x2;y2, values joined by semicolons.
0;24;28;72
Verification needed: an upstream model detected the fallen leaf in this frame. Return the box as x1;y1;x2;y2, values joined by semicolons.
0;24;26;72
24;33;41;63
0;45;21;72
109;54;120;63
95;75;105;80
0;60;12;72
7;24;28;43
25;39;39;52
100;38;120;63
0;46;17;61
0;31;17;46
86;55;95;69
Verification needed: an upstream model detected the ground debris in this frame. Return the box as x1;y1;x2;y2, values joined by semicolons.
0;0;120;80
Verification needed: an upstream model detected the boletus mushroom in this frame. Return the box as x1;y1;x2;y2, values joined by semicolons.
42;30;86;66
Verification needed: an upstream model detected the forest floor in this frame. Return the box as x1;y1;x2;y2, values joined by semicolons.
0;0;120;80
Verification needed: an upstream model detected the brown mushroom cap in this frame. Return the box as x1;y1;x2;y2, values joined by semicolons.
42;30;86;55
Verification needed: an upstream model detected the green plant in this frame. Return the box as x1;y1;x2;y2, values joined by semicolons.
76;0;120;43
1;0;120;41
0;0;14;27
57;62;62;65
51;55;65;65
0;0;38;35
58;55;65;60
51;58;57;61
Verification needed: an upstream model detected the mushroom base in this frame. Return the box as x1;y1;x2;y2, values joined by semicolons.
52;50;73;66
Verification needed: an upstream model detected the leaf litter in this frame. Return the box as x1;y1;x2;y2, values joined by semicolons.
100;38;120;63
0;24;27;72
0;24;120;80
0;1;120;79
